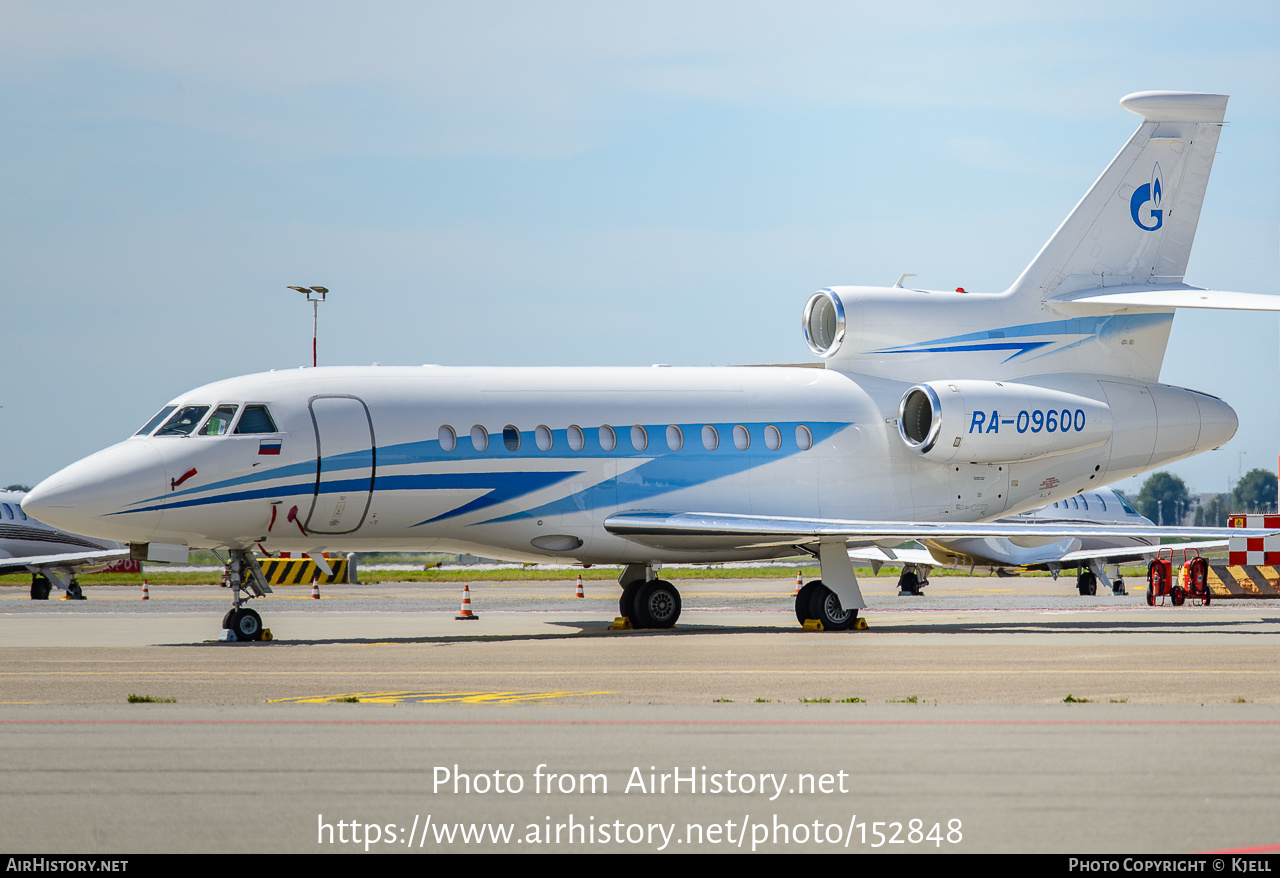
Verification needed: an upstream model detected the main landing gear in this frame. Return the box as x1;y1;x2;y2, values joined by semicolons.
897;564;931;596
219;549;273;641
619;574;682;629
30;573;52;600
1076;562;1125;596
29;571;84;600
794;580;858;630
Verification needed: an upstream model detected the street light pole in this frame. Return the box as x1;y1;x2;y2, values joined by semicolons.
287;286;328;367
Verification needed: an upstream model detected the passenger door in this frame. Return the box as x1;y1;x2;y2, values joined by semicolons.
305;395;375;535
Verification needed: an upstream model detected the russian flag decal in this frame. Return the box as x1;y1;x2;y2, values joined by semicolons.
259;440;282;455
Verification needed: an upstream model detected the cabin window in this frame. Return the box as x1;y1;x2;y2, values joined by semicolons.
135;406;176;436
503;425;521;452
1096;494;1106;511
535;425;553;451
701;425;719;451
763;424;781;451
470;425;489;452
198;405;239;436
599;425;617;451
1;504;11;520
567;425;585;451
795;425;813;450
234;405;278;434
631;425;648;452
155;405;210;437
1080;495;1089;511
666;425;683;451
438;425;457;452
733;425;750;451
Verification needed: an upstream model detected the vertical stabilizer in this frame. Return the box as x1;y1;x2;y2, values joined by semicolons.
1009;91;1228;299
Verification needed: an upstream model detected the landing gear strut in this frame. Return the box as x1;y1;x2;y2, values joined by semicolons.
220;549;273;641
795;542;867;630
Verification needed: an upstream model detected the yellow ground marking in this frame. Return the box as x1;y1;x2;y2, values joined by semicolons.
268;690;611;704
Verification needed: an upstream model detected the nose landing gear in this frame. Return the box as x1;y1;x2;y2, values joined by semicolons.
219;549;273;641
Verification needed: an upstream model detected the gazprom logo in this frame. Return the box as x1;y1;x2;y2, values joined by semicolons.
1129;164;1164;231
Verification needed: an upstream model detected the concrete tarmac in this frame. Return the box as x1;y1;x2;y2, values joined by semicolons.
3;574;1279;854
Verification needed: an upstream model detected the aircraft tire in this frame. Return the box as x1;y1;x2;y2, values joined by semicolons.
228;608;263;642
808;584;856;631
1077;572;1097;596
619;581;642;623
795;581;820;625
634;580;681;629
897;570;921;596
30;574;51;600
66;580;85;600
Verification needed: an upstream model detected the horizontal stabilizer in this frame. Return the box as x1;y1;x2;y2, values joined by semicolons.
1052;285;1280;314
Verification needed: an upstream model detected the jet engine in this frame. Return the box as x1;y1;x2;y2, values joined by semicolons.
897;380;1113;464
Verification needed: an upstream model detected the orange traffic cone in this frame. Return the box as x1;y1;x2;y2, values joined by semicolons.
141;580;150;601
794;571;802;595
575;574;584;598
311;577;321;599
456;583;479;620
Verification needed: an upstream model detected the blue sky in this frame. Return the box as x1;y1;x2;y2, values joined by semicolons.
3;1;1277;500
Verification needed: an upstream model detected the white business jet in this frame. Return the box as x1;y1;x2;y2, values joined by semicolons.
0;490;125;599
23;91;1280;640
856;487;1226;597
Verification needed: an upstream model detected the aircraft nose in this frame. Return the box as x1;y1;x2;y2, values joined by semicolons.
23;440;168;543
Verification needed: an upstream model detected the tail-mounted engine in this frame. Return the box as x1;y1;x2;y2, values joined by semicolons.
897;380;1113;464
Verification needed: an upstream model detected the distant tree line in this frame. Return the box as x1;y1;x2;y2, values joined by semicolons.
1121;469;1277;526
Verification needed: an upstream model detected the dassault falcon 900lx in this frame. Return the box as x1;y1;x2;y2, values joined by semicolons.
24;91;1280;640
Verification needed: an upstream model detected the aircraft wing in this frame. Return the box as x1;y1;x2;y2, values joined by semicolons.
0;548;130;576
603;512;1267;553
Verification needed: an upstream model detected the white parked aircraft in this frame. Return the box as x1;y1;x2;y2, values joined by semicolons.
854;487;1226;597
23;91;1280;640
0;490;126;599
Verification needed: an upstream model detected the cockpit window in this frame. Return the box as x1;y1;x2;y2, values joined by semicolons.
135;406;176;436
1118;494;1138;515
198;405;239;436
155;405;211;437
234;405;278;434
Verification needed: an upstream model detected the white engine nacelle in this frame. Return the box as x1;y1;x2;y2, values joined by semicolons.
897;380;1113;464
